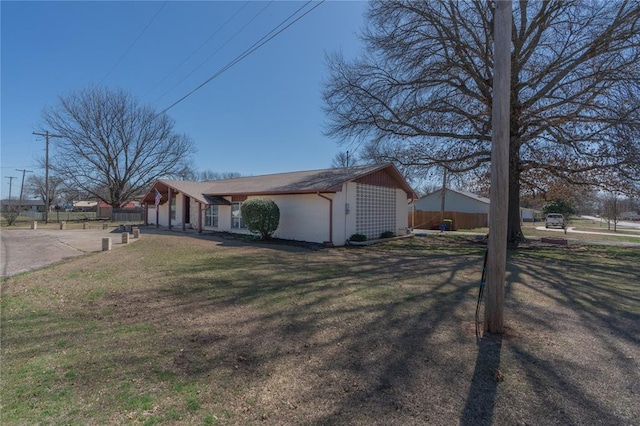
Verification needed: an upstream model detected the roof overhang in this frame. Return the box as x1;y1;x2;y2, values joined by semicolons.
203;195;232;205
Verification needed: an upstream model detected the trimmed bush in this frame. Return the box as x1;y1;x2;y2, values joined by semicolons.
380;231;395;239
240;198;280;240
349;233;367;242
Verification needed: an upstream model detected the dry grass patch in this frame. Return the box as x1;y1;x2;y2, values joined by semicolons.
1;234;638;425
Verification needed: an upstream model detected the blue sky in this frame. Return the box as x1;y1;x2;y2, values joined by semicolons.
1;0;368;198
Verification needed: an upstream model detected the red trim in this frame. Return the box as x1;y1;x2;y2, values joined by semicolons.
231;195;248;202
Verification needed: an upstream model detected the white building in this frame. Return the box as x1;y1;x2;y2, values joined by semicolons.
142;163;416;246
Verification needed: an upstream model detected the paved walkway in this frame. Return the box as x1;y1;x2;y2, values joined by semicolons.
534;226;640;238
1;227;137;278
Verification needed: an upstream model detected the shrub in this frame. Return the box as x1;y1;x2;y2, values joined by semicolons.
380;231;395;239
240;198;280;239
349;233;367;242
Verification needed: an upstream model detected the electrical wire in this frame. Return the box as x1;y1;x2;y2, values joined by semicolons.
99;2;167;85
475;248;488;340
152;1;274;105
160;0;325;114
142;1;251;100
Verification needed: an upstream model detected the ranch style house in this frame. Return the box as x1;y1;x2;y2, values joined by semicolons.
142;163;417;246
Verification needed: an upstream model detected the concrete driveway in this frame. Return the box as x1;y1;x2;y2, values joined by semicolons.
1;227;136;278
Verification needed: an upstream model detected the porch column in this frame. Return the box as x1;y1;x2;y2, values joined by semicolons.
155;198;159;228
143;203;148;226
182;194;187;231
168;188;172;230
198;202;203;233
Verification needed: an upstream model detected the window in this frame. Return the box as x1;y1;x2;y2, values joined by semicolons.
205;205;218;227
170;197;176;220
231;203;245;229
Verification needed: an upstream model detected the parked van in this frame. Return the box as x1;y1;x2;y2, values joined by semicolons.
545;213;565;229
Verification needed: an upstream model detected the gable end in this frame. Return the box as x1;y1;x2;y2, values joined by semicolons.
354;169;401;189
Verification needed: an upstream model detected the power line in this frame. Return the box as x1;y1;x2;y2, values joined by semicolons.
99;2;167;85
161;0;325;114
152;1;274;105
143;1;251;100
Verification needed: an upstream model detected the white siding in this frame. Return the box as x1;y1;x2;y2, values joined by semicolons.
189;198;199;228
331;186;352;245
173;193;185;226
396;188;410;235
254;194;332;244
147;203;169;225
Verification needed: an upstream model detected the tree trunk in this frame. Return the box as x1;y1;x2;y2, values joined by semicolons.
507;138;525;247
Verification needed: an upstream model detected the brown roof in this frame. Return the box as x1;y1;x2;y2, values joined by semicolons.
143;163;416;205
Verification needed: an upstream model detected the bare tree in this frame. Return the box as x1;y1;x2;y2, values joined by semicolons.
41;87;195;207
323;0;640;245
175;163;242;182
601;192;625;231
331;151;359;168
26;174;64;208
199;171;242;181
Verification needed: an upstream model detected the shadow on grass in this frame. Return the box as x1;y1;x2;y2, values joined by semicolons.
460;333;502;426
2;235;639;424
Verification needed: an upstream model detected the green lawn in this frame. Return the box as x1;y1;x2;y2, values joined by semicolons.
1;233;638;425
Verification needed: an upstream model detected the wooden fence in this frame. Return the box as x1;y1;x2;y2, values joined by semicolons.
112;211;143;223
409;211;488;230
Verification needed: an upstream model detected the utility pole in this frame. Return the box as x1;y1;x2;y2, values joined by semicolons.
485;0;511;334
15;169;33;219
5;176;17;209
33;131;64;223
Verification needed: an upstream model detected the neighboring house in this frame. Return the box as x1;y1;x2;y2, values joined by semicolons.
415;188;541;223
97;201;140;219
520;207;542;222
73;200;98;212
0;199;45;213
142;163;417;246
416;188;490;214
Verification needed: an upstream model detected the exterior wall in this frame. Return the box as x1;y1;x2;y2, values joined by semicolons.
415;190;489;214
396;188;410;235
189;198;200;228
335;182;358;244
265;194;332;243
173;193;186;226
147;183;410;245
218;204;233;230
146;203;169;225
